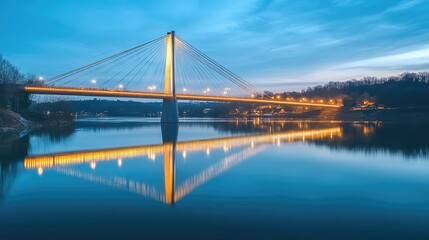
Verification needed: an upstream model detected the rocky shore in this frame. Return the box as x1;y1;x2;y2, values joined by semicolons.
0;110;32;133
0;109;73;134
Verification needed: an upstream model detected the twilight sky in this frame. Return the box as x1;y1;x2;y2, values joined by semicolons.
1;0;429;91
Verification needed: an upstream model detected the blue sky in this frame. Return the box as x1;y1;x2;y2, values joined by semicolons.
1;0;429;91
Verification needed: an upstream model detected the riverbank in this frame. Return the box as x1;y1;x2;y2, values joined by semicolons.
2;107;428;134
0;109;73;133
0;109;31;133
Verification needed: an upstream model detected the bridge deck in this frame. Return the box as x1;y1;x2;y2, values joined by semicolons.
23;86;340;108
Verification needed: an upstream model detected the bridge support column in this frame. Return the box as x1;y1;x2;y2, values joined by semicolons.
161;30;179;123
161;98;179;122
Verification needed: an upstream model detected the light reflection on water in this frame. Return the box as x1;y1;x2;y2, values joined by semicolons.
0;118;429;239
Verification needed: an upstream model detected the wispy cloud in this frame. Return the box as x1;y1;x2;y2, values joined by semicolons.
1;0;429;91
335;46;429;70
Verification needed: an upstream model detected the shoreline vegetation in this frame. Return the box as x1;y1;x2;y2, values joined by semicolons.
1;54;429;134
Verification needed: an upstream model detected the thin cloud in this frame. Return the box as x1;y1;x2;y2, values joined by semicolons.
1;0;428;92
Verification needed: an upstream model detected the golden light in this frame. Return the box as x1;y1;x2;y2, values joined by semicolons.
223;144;229;152
37;167;43;176
148;153;156;161
276;95;281;99
23;86;341;109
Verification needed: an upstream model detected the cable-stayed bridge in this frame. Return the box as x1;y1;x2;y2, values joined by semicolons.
22;31;340;122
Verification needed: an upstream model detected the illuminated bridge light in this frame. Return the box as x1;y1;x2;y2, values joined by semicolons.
23;86;341;108
37;167;43;176
223;144;229;152
118;158;122;167
148;153;156;161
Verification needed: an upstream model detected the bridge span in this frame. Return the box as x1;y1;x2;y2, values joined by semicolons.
23;86;340;108
24;31;340;122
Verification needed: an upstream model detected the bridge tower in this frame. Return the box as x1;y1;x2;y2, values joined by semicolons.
161;31;179;123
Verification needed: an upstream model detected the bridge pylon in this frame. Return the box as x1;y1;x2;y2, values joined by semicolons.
161;31;179;123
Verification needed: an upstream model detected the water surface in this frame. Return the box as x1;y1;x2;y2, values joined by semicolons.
1;118;429;239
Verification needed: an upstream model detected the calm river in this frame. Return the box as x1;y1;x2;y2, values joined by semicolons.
1;118;428;239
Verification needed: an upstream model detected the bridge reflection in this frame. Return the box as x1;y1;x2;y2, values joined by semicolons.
24;126;342;205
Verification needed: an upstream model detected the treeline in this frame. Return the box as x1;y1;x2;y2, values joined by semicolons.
297;72;429;107
30;99;246;118
0;55;36;85
0;55;41;112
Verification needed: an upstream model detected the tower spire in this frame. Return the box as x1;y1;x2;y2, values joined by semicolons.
161;31;179;123
164;31;175;95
